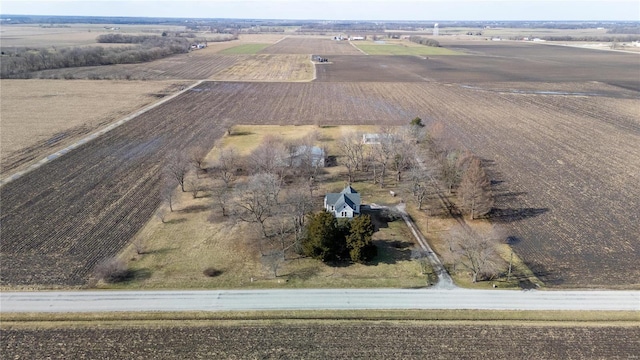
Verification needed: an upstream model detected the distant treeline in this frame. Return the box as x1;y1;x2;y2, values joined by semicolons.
96;33;174;44
0;32;239;78
539;35;640;42
408;36;440;47
607;27;640;35
1;35;217;78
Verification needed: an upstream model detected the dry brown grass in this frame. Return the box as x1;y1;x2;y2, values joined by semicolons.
0;79;190;175
106;125;434;290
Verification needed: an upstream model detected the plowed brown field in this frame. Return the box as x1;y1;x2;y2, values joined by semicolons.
33;53;243;80
1;81;638;288
3;322;638;359
315;43;640;88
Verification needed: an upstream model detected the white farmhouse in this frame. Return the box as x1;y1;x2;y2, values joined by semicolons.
324;185;361;218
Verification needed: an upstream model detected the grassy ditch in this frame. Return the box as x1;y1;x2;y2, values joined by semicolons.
3;309;638;326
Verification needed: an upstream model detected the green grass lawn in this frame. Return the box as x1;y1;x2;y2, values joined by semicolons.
218;44;272;54
354;43;462;56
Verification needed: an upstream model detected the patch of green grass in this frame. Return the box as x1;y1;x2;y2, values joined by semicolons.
354;43;462;56
218;44;271;54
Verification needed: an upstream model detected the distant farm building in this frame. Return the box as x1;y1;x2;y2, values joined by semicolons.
349;36;365;41
190;42;207;50
362;133;394;145
288;145;325;168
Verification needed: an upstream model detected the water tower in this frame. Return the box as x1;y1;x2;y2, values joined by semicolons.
433;23;439;36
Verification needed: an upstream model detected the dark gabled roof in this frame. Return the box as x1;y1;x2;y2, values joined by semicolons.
335;193;360;212
326;186;360;212
340;185;358;194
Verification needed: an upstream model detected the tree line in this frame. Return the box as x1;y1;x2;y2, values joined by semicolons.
1;34;217;78
408;36;441;47
535;35;640;42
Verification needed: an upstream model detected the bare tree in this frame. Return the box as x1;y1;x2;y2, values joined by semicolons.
215;146;239;188
336;131;364;183
186;177;204;199
458;157;493;220
371;127;395;188
438;149;474;195
160;175;178;212
93;257;129;283
443;225;503;283
234;173;281;238
406;164;436;210
155;207;168;223
188;144;209;177
210;181;232;217
389;128;416;183
164;150;190;192
248;135;288;176
133;237;147;255
262;250;285;278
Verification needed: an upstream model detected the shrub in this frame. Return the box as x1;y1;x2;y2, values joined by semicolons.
203;267;223;277
93;257;130;283
346;214;377;263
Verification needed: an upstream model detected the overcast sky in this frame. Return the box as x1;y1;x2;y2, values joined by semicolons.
1;0;639;21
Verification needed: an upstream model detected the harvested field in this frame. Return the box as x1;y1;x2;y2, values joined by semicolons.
354;42;462;55
210;54;313;81
1;81;638;288
315;44;640;88
32;53;243;80
2;322;638;359
261;36;363;55
0;79;190;176
0;85;237;287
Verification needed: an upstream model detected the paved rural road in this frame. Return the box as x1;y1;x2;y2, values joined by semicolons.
1;288;638;313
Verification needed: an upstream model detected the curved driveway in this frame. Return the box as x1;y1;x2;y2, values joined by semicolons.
1;288;638;313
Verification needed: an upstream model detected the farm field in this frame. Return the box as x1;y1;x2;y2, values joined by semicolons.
209;54;313;81
315;42;640;88
0;79;190;176
3;321;638;359
30;48;313;82
218;43;272;54
31;53;243;80
0;24;187;49
354;42;462;55
1;80;638;288
260;36;364;55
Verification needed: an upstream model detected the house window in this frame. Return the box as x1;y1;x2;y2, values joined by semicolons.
342;211;346;217
331;206;334;211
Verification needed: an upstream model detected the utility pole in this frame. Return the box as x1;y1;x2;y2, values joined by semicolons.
507;251;513;282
